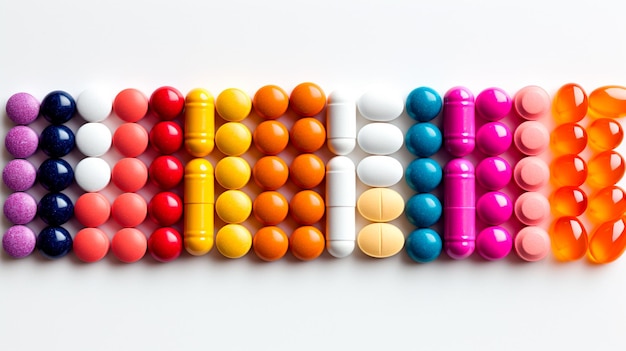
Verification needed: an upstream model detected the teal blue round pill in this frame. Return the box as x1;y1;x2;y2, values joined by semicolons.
405;193;442;227
406;87;442;122
406;228;442;263
406;158;442;193
405;122;442;157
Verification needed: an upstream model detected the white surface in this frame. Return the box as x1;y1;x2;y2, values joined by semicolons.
2;0;626;350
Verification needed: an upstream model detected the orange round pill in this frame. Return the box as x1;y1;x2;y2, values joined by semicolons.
112;158;148;192
112;123;149;157
290;117;326;152
111;227;147;263
253;120;289;155
74;193;111;227
253;226;289;261
289;82;326;117
252;156;289;190
111;193;147;227
290;153;325;189
113;88;149;122
73;228;110;263
253;85;289;119
289;226;325;261
253;191;288;225
290;190;325;225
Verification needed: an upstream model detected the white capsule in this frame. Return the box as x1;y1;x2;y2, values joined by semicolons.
326;90;356;155
76;89;112;122
326;156;356;258
76;122;112;157
357;88;404;122
357;123;404;155
75;157;111;192
357;155;403;187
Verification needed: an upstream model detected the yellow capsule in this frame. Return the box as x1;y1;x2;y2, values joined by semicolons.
216;224;252;258
588;216;626;263
215;190;252;224
587;150;625;188
215;88;252;122
587;118;623;151
215;156;250;190
550;216;587;261
215;122;252;156
184;88;214;157
588;85;626;119
184;158;214;256
587;186;626;223
552;83;588;123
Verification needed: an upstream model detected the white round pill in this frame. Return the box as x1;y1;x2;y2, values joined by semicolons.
76;122;112;157
75;157;111;192
76;89;112;122
357;155;404;187
357;88;404;122
357;123;404;155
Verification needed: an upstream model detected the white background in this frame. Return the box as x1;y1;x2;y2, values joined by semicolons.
2;0;626;350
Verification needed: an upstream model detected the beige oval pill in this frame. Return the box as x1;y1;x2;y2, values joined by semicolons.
357;223;405;258
357;188;405;222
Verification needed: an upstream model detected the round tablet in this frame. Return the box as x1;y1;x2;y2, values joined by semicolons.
113;123;149;157
40;90;76;124
112;158;148;192
253;226;288;261
476;226;512;261
514;86;550;120
476;122;512;155
76;88;112;122
113;88;148;122
37;192;74;226
73;228;110;263
111;193;147;227
514;121;549;155
74;193;111;227
148;192;182;226
149;86;184;120
40;124;75;157
37;158;74;191
550;154;588;187
515;192;550;225
476;191;513;225
4;192;37;224
252;191;288;225
357;88;404;122
149;121;183;154
290;190;325;225
514;157;549;191
253;85;289;119
289;82;326;117
476;156;512;190
289;226;325;261
253;120;289;155
37;226;72;259
111;227;147;263
76;122;112;157
252;156;289;190
290;153;325;189
405;122;442;157
405;228;442;263
290;117;326;152
3;225;36;258
357;223;405;258
405;87;442;122
5;126;38;158
3;159;36;191
6;92;40;125
215;122;252;156
148;227;182;262
405;193;442;227
215;190;252;224
215;224;252;259
75;157;111;192
215;156;250;189
405;158;442;193
215;88;252;122
357;155;403;187
357;188;404;223
475;87;512;121
514;226;550;262
357;123;403;155
148;155;183;189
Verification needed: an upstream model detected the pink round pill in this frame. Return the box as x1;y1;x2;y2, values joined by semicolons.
475;226;512;261
3;192;37;224
2;225;36;258
6;92;40;125
475;88;512;121
3;159;36;191
515;192;550;225
514;157;549;191
476;156;512;190
514;86;550;120
515;226;550;262
476;121;512;155
5;126;38;158
514;121;549;155
476;191;513;225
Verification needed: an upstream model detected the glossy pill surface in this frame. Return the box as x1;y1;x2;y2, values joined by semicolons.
184;88;214;157
112;158;148;192
253;120;289;155
215;156;250;190
515;226;550;262
215;122;251;156
215;224;252;259
550;154;587;187
111;228;147;263
73;228;110;263
150;121;183;154
149;86;184;121
514;121;549;155
588;85;626;119
290;190;325;225
587;118;623;151
357;123;403;155
253;85;289;119
476;157;512;190
405;228;442;263
4;192;37;224
76;89;112;122
588;216;626;263
184;158;214;256
3;225;36;258
289;226;325;261
113;88;148;122
357;155;403;187
515;192;550;226
514;85;550;120
37;226;72;259
148;192;182;226
113;123;149;157
290;153;325;189
326;90;356;155
443;86;475;157
405;158;442;193
476;191;513;225
252;191;288;225
291;117;326;152
514;157;549;191
148;227;182;262
253;226;288;261
111;193;147;227
3;159;36;191
357;88;404;122
149;155;183;189
6;92;39;125
476;226;512;261
37;192;73;226
74;193;110;227
405;87;442;122
5;126;38;158
550;123;587;155
37;158;74;191
405;193;442;228
587;151;625;188
357;188;404;222
405;122;443;157
215;190;252;224
551;187;587;217
550;216;587;261
289;82;326;117
252;156;289;190
587;186;626;223
476;122;512;156
40;125;75;157
444;158;475;259
357;223;404;258
76;122;112;157
75;157;111;192
475;87;511;121
215;88;252;122
552;83;588;123
40;90;76;124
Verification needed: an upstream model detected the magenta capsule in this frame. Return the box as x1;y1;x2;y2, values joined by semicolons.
444;158;475;259
444;87;475;157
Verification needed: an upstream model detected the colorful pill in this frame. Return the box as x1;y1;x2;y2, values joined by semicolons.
215;122;252;156
3;159;36;191
587;118;623;151
215;224;252;259
587;216;626;263
290;153;325;189
405;122;443;157
443;86;475;157
476;156;512;191
37;226;72;259
39;125;75;157
514;156;549;191
253;226;289;261
148;155;184;189
514;85;550;120
73;228;110;263
326;90;356;155
5;92;39;125
550;186;587;217
290;117;326;153
475;87;512;121
38;158;74;192
588;85;626;119
148;227;182;262
475;226;512;261
76;122;112;157
587;186;626;223
550;216;587;261
405;193;442;228
289;226;325;261
289;82;326;117
113;123;149;157
149;121;183;154
550;123;587;155
357;223;405;258
357;155;403;187
149;86;184;121
252;191;288;226
148;192;183;227
357;123;403;155
550;154;587;187
215;190;252;224
514;121;549;156
184;88;214;157
184;158;214;256
111;193;147;227
405;158;442;193
215;88;252;122
552;83;588;123
5;126;38;159
75;157;111;192
76;88;112;122
253;120;289;155
40;90;76;124
443;158;475;259
515;192;550;226
357;188;404;223
3;225;36;258
113;88;148;122
405;87;442;122
476;191;513;225
111;227;147;263
357;88;404;122
38;192;74;226
4;192;37;224
326;156;356;258
514;226;550;262
405;228;442;263
476;121;512;156
111;158;148;192
74;193;110;228
290;190;325;225
215;156;250;190
253;85;289;119
587;150;625;188
252;156;289;190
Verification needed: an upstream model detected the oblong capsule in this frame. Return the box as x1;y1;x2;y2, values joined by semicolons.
588;85;626;119
184;158;214;256
326;90;356;155
443;87;475;157
444;158;475;259
326;156;356;258
184;88;214;157
588;216;626;264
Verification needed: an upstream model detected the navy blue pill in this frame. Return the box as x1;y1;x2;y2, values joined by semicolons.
40;125;75;157
38;158;74;191
406;158;442;193
406;123;442;157
37;226;72;259
40;90;76;124
406;87;442;122
406;228;442;263
405;193;442;227
37;192;74;225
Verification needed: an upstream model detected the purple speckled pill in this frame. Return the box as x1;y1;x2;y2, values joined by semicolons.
6;92;40;125
5;126;39;158
3;159;37;191
3;225;36;258
3;192;37;224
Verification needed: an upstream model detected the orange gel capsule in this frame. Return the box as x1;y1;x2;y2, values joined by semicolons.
587;186;626;223
550;154;587;187
587;150;625;188
184;158;214;256
550;123;587;155
587;118;623;151
589;85;626;119
552;83;588;124
184;88;214;157
550;186;587;217
550;216;588;261
588;216;626;263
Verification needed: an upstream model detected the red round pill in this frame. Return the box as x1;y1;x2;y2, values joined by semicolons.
73;228;110;263
148;192;183;226
149;86;184;121
74;193;111;227
149;121;183;154
148;227;182;262
111;193;147;227
113;88;149;122
111;227;147;263
149;155;184;189
113;123;149;157
112;158;148;192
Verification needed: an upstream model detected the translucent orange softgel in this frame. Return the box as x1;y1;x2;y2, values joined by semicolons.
587;118;623;151
587;186;626;223
550;154;588;187
552;83;588;124
587;150;625;188
550;123;587;155
550;186;587;217
550;216;588;261
588;216;626;263
588;85;626;119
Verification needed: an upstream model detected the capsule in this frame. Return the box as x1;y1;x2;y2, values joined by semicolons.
325;156;356;258
326;90;356;155
443;87;475;157
588;216;626;264
588;85;626;119
184;158;214;256
552;83;588;123
444;158;475;259
184;88;214;157
550;216;587;261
